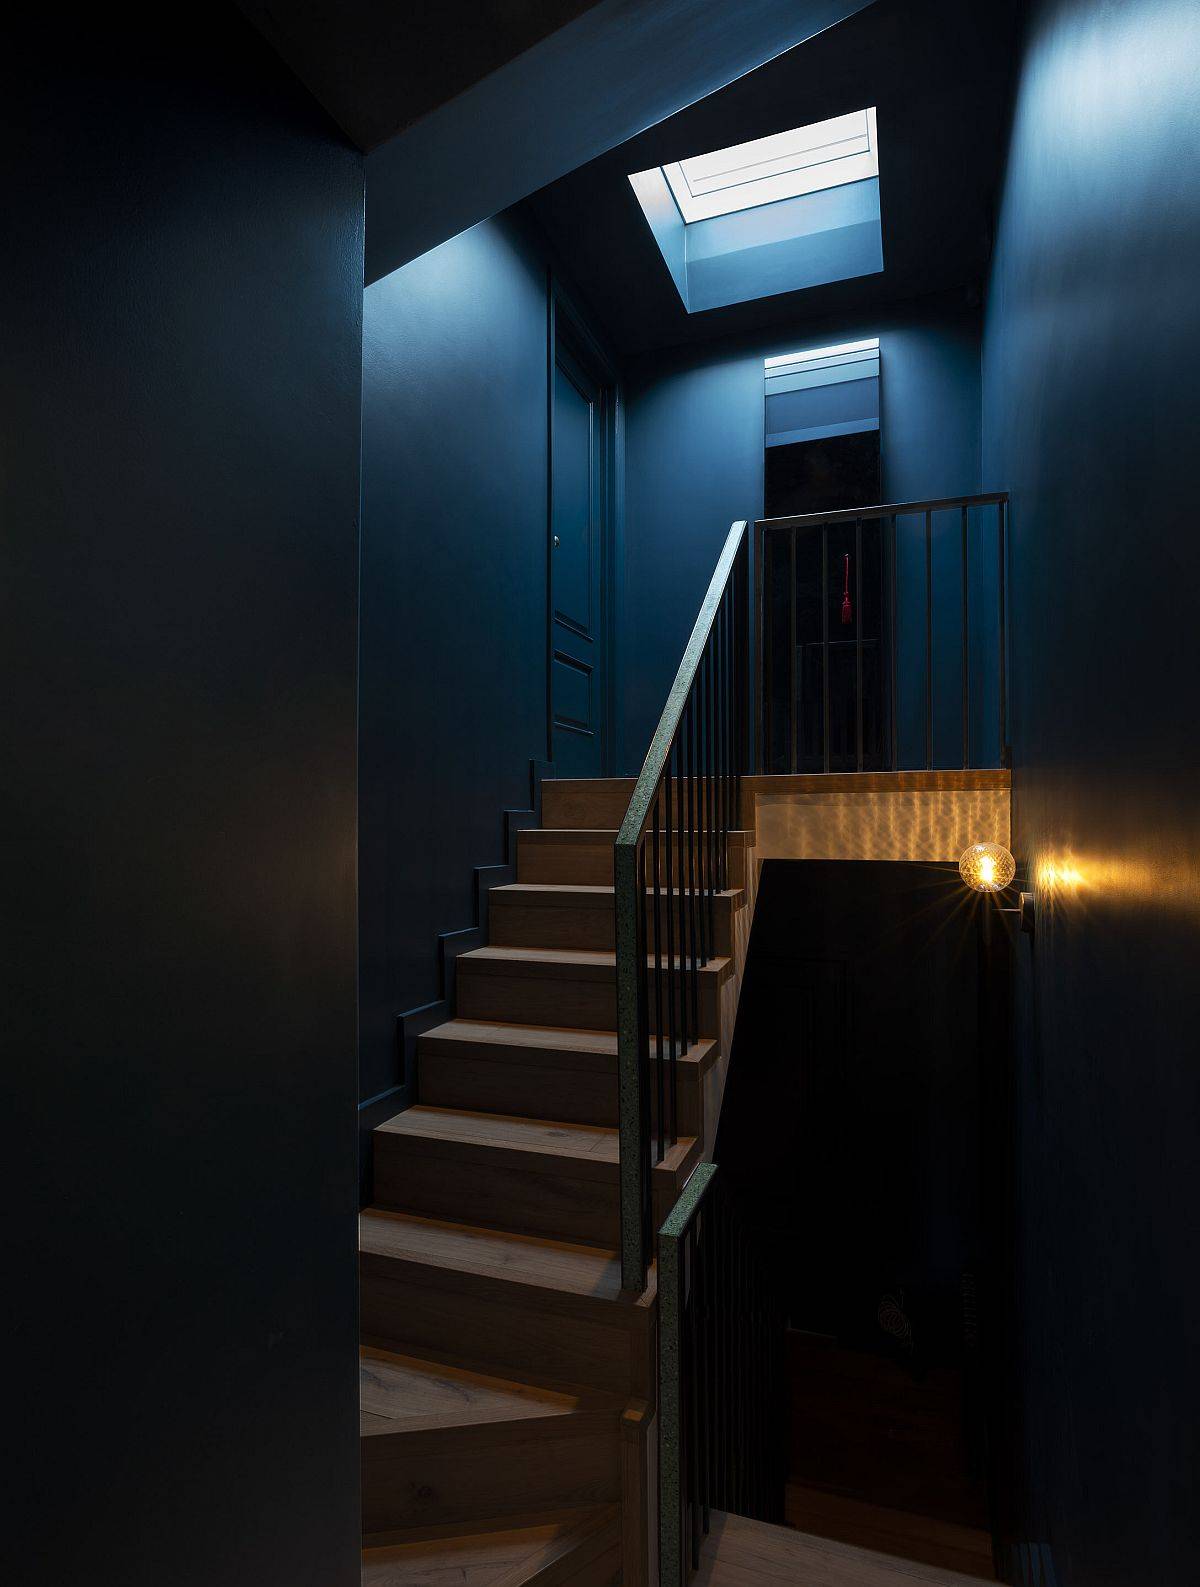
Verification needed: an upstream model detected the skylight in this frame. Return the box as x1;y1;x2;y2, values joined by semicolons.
627;108;884;314
661;109;879;224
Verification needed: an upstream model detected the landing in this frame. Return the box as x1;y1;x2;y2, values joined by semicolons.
744;770;1010;862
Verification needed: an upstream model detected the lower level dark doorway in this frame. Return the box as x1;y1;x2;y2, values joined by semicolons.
717;861;1001;1579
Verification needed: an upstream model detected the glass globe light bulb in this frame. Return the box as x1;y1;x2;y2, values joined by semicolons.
959;842;1016;893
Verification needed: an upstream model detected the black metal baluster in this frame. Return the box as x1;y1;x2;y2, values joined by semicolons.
689;1236;701;1570
636;834;652;1261
961;503;970;769
718;600;725;915
925;508;933;770
729;568;736;846
855;515;864;773
673;736;684;1131
737;542;747;821
713;616;721;936
889;514;898;771
681;701;691;1064
997;499;1008;766
736;1233;746;1512
822;527;830;773
678;718;688;1069
721;1197;730;1516
664;759;676;1148
695;669;704;973
764;531;774;770
680;715;692;1063
705;639;715;960
699;1204;711;1536
719;590;728;891
686;693;699;1046
652;789;664;1164
711;604;719;902
789;527;797;774
875;516;885;769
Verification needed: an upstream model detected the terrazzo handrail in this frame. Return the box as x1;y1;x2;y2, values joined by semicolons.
614;519;750;1294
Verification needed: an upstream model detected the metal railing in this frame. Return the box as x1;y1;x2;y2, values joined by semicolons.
615;520;750;1293
659;1164;786;1585
755;493;1009;774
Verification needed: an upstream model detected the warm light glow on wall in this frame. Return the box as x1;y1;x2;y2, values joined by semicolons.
959;842;1016;893
1038;858;1085;891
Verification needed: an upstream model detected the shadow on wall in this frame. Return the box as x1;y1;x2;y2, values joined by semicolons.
982;1;1200;1582
359;213;558;1109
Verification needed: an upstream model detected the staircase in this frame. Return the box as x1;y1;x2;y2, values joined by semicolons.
360;776;757;1584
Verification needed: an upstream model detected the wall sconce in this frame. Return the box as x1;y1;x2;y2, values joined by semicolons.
958;843;1015;893
959;843;1035;933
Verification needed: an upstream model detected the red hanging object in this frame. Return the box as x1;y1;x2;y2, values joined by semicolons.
841;552;853;625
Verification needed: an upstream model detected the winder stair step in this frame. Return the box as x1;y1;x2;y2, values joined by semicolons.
359;1208;655;1397
361;1504;621;1586
360;1347;620;1540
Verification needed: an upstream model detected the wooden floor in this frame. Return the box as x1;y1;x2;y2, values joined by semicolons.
358;776;757;1583
696;1512;993;1587
785;1491;994;1582
784;1335;994;1578
786;1336;990;1529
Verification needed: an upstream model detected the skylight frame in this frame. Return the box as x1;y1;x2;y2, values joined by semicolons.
764;338;881;375
661;108;879;224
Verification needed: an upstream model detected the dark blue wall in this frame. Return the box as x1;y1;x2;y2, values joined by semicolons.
982;2;1200;1582
359;215;552;1107
619;294;986;772
3;9;363;1585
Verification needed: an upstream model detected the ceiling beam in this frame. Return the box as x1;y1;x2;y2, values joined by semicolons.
364;0;875;284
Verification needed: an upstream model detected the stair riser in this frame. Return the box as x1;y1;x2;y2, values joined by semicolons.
456;965;722;1035
518;838;746;889
362;1415;619;1539
373;1143;688;1248
541;779;746;831
541;782;633;828
489;896;735;956
419;1051;703;1135
360;1264;650;1397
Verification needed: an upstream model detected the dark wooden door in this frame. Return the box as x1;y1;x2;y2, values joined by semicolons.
550;333;608;777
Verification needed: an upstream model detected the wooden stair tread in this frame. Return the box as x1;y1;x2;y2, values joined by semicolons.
359;1207;653;1309
461;945;733;979
696;1511;991;1587
490;882;745;905
521;827;751;843
420;1019;717;1073
362;1505;619;1585
375;1104;696;1176
493;883;614;899
360;1346;604;1436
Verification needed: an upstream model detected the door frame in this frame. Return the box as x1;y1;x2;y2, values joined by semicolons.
546;275;622;776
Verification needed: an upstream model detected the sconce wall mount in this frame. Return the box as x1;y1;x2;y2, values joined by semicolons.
959;844;1036;934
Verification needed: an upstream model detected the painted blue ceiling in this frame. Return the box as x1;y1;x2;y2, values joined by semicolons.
360;0;877;282
523;0;1024;355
